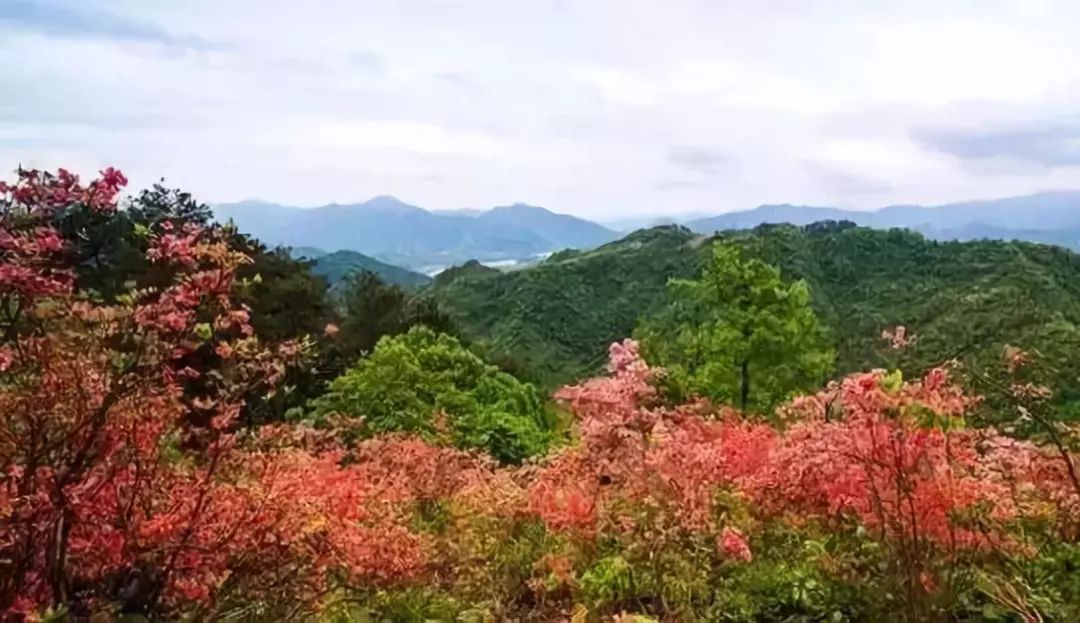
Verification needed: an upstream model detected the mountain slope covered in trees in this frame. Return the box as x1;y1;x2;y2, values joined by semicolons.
304;249;432;288
432;223;1080;402
431;227;707;385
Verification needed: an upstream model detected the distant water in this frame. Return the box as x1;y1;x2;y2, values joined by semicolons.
424;251;555;277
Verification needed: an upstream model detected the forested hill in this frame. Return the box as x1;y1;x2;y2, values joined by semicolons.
431;226;707;384
305;249;432;289
431;222;1080;397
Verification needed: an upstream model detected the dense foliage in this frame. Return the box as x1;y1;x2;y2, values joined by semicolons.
431;226;705;386
432;222;1080;414
0;168;418;618
307;249;432;289
636;243;833;413
331;270;454;360
309;326;550;463
3;167;1079;621
309;341;1076;620
732;222;1080;421
14;174;340;425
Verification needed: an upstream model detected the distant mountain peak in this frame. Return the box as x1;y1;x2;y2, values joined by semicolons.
360;195;422;211
490;202;552;214
316;195;428;217
364;194;404;205
303;248;431;288
213;194;617;270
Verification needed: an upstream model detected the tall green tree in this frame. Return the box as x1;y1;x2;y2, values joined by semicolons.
334;270;453;358
636;242;833;413
232;240;336;343
308;326;550;464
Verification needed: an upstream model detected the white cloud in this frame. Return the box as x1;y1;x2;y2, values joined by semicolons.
301;121;506;158
2;0;1080;218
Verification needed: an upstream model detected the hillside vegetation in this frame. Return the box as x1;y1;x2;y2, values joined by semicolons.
306;249;432;288
6;167;1080;621
432;222;1080;405
431;226;707;385
737;222;1080;405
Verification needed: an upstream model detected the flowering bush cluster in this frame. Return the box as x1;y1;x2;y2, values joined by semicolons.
369;337;1077;620
1;168;1077;621
0;169;427;619
517;343;1079;619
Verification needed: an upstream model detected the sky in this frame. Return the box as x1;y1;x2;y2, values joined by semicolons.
1;0;1080;221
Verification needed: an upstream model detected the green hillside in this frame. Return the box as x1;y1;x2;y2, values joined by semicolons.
431;259;502;288
738;222;1080;400
432;222;1080;402
306;249;432;288
431;226;707;385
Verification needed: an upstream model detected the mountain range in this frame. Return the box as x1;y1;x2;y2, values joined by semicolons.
215;191;1080;271
214;197;617;271
682;191;1080;249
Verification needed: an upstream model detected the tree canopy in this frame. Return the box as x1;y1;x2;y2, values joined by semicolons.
432;222;1080;420
636;242;834;412
333;270;454;358
309;325;550;463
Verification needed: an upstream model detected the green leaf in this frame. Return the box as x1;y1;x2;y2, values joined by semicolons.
881;369;904;394
194;322;213;341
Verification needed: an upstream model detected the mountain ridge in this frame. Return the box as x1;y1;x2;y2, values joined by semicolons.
685;191;1080;248
215;190;1080;270
213;198;618;270
304;249;432;289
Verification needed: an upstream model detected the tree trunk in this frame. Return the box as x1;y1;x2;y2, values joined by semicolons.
46;510;72;608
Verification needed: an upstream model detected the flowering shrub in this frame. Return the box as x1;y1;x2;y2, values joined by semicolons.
516;342;1077;619
0;169;425;619
1;167;1077;621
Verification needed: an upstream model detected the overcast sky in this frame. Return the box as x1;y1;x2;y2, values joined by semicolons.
2;0;1079;220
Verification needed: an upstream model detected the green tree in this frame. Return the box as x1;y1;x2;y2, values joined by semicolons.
636;242;833;413
230;239;340;424
232;242;335;341
309;326;550;463
334;270;455;359
51;181;213;299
